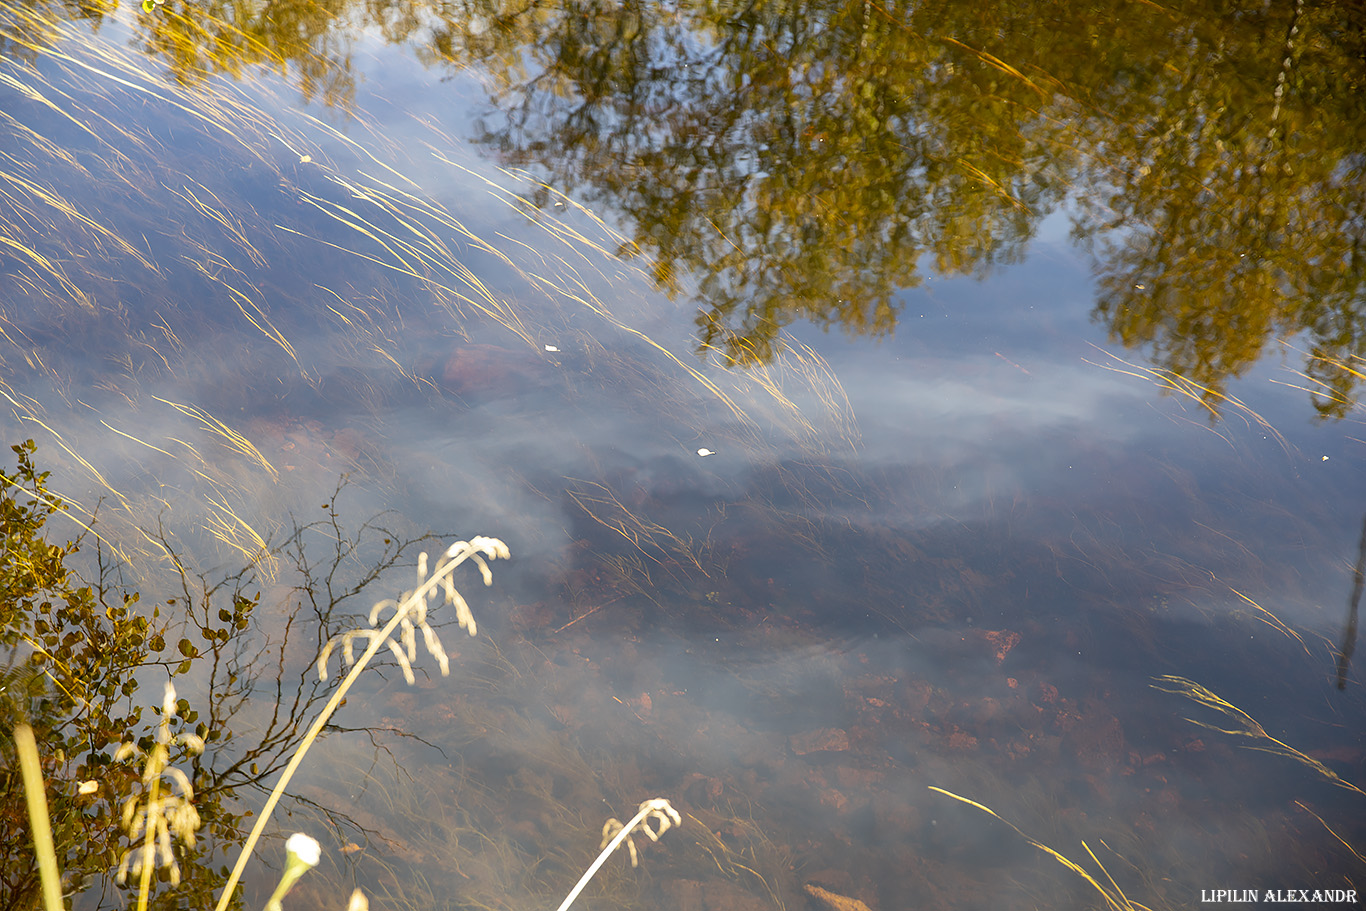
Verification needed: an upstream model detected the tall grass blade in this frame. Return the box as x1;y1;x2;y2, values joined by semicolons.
15;724;65;911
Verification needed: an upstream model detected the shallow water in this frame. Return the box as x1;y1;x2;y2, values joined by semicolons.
1;2;1363;910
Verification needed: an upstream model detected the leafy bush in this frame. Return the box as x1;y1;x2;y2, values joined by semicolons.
3;442;676;911
0;439;188;908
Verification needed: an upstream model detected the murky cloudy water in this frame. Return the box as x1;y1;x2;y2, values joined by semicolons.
1;2;1363;911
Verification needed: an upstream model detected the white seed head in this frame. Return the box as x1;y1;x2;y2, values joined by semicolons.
286;833;322;868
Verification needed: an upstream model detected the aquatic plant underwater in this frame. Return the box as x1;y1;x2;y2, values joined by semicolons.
3;442;679;911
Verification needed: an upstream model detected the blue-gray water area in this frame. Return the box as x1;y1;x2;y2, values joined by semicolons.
2;3;1364;911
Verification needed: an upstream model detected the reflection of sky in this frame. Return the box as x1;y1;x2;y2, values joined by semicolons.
4;9;1364;910
785;256;1355;637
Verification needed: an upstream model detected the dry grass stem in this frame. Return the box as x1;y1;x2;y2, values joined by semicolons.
212;536;509;911
14;724;65;911
554;798;681;911
115;681;205;909
929;786;1154;911
1152;675;1366;797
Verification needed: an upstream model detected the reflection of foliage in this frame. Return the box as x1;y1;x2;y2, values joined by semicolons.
0;444;459;911
0;437;275;911
453;0;1068;365
0;0;359;110
0;438;197;911
1072;0;1366;418
436;0;1366;410
0;1;116;64
131;0;359;108
4;0;1366;416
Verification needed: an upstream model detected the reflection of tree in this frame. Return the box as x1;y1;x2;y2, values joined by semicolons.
0;440;199;910
1072;0;1366;418
1340;513;1365;690
0;445;447;910
0;1;115;64
436;0;1366;404
132;0;359;108
5;0;1366;412
0;1;360;111
449;0;1072;364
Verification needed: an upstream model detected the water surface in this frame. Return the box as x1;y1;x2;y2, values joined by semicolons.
1;2;1363;910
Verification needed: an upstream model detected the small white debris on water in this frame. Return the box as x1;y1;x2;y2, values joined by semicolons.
697;448;715;457
544;344;559;352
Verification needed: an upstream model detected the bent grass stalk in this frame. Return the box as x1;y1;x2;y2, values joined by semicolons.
212;536;509;911
1152;675;1366;797
554;798;681;911
929;786;1152;911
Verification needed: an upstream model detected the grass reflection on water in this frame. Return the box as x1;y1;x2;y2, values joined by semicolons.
1;3;1364;911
